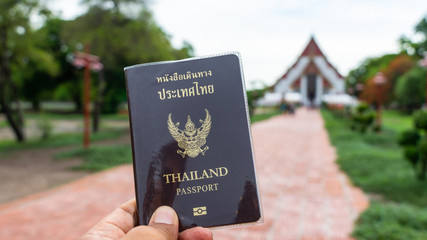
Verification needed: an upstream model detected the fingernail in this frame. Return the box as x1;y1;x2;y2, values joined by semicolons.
153;206;175;225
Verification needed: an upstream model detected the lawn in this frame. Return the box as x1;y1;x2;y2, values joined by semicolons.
382;110;413;133
1;108;278;172
322;109;427;240
0;129;127;156
55;144;132;172
0;111;130;157
0;107;279;172
54;109;281;172
250;106;282;123
250;109;282;123
25;112;129;121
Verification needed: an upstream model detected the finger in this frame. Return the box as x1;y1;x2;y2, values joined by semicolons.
179;227;213;240
81;198;137;240
123;206;179;240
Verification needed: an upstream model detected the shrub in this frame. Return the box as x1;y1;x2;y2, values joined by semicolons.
418;141;427;180
403;146;419;166
400;130;427;180
351;102;375;133
414;110;427;130
353;202;427;240
398;129;421;146
356;103;370;113
398;110;427;180
395;67;426;112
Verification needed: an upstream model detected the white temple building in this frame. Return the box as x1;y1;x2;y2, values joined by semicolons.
270;36;346;107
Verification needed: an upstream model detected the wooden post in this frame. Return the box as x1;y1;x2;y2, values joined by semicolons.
376;87;382;128
373;72;387;132
72;46;103;148
83;44;91;149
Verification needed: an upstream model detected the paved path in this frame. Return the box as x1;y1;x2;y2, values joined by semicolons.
0;109;368;240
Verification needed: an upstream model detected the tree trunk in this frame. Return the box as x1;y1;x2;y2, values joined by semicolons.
73;95;83;113
0;23;25;142
92;70;106;133
32;99;41;112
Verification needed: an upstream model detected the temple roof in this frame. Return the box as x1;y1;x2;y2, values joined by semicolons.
275;36;344;84
300;36;324;57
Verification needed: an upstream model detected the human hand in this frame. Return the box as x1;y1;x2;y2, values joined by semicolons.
81;199;213;240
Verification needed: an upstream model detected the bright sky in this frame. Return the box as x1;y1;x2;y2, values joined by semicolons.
51;0;427;89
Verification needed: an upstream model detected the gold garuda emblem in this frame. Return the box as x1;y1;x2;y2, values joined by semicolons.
168;109;211;158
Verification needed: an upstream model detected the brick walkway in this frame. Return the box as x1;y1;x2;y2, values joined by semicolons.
0;108;368;240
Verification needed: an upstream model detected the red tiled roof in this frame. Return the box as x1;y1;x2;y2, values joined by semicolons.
273;36;344;87
301;36;324;57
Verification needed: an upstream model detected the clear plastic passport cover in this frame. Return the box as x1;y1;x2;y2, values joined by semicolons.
124;52;262;231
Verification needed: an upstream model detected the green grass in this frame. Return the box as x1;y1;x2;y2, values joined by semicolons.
0;112;130;156
102;114;129;121
55;144;132;172
25;112;129;121
382;110;413;133
46;109;278;172
354;202;427;240
250;109;282;123
322;109;427;240
0;129;126;156
25;112;83;120
53;108;279;172
0;119;8;128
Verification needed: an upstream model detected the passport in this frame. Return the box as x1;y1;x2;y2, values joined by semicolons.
124;53;262;230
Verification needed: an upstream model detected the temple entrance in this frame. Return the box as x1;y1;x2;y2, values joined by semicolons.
272;36;345;107
307;74;316;106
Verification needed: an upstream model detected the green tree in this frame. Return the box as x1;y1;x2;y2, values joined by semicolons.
20;17;65;111
395;67;427;112
82;0;146;13
0;0;56;142
400;15;427;58
61;5;193;113
399;110;427;180
346;54;396;98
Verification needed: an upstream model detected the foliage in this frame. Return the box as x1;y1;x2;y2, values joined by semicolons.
323;109;427;206
322;109;427;239
398;110;427;180
1;1;193;147
398;129;420;146
82;0;146;14
346;54;396;98
348;15;427;111
395;67;427;112
247;87;268;116
349;54;414;108
403;146;419;166
414;109;427;130
350;103;375;133
60;6;193;113
0;0;47;142
400;15;427;58
353;202;427;240
27;18;79;111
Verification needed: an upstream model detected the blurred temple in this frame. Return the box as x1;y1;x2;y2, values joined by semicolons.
265;36;347;107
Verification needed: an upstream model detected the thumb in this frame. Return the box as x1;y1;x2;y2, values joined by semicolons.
123;206;179;240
